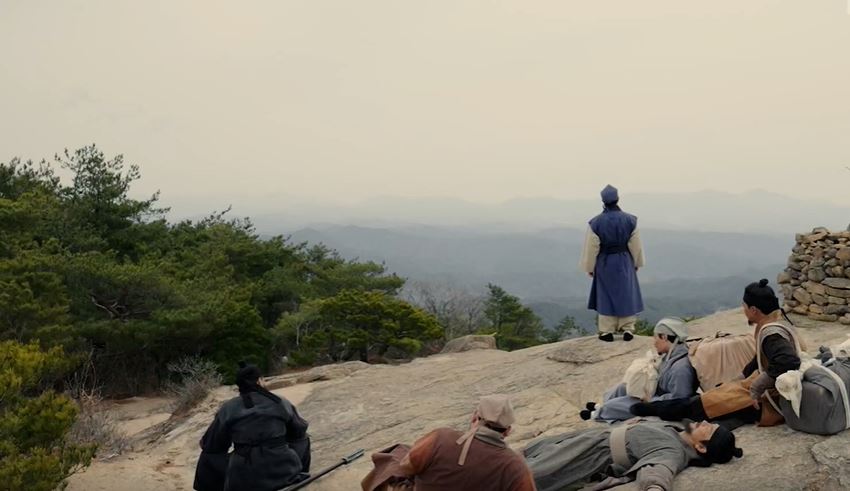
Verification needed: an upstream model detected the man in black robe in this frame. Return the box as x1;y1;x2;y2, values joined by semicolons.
193;362;311;491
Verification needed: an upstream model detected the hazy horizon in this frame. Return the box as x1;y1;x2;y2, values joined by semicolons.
3;1;850;213
240;189;850;235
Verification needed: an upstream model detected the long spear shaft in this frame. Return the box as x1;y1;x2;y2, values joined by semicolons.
280;449;365;491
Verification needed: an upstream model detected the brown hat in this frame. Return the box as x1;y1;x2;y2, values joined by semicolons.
456;394;515;466
477;394;516;429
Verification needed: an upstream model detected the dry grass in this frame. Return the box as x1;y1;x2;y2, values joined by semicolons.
165;357;223;416
65;351;131;460
67;392;132;460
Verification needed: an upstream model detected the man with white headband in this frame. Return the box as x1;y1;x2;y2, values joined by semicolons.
581;317;697;422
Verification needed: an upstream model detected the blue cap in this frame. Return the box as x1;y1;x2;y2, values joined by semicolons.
601;185;619;205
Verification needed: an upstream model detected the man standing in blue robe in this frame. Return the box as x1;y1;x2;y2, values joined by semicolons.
580;185;645;342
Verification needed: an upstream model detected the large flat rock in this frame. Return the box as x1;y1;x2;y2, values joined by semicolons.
304;310;850;490
67;310;850;490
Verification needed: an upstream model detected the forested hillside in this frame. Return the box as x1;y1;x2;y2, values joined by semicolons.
0;146;447;396
0;147;563;489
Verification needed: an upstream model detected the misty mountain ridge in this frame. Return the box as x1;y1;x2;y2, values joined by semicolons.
283;223;788;329
246;189;850;235
245;189;836;330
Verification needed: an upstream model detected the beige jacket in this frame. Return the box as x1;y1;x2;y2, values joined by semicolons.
579;226;645;274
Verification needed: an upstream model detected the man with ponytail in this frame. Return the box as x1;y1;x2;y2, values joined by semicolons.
193;362;311;491
631;279;802;428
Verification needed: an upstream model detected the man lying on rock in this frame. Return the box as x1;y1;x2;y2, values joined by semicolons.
524;418;742;491
361;394;536;491
193;362;311;491
630;279;802;429
581;317;697;422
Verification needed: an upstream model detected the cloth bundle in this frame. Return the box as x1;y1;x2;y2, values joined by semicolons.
775;336;850;418
623;350;662;401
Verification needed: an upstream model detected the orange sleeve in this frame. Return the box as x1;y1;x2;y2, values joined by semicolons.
398;429;441;476
510;460;538;491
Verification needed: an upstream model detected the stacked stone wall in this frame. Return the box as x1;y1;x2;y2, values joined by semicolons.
779;227;850;325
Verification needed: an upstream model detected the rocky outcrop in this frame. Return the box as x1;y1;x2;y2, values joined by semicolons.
264;361;371;390
440;334;497;353
299;311;850;490
812;433;850;489
67;310;850;491
780;228;850;325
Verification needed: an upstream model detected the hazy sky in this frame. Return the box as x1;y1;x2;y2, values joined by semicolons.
2;1;850;216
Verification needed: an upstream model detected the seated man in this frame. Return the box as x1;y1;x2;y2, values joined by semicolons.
363;394;536;491
582;317;697;422
524;419;742;491
193;362;311;491
631;280;801;428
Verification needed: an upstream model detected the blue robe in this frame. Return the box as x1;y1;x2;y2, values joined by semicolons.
587;209;644;317
596;343;698;422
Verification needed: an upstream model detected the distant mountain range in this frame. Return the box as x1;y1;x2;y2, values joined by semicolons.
282;224;788;329
248;190;850;235
241;190;838;330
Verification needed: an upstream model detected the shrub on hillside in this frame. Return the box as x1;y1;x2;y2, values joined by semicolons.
165;357;223;415
0;147;414;395
483;284;546;350
67;393;130;460
277;289;444;364
0;341;94;490
64;353;130;459
634;319;654;336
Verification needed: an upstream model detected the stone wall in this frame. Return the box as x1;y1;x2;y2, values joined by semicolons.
779;227;850;325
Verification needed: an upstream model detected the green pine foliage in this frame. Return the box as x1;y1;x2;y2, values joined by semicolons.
544;315;587;342
483;284;547;350
276;289;443;364
0;145;430;393
634;318;655;336
0;341;95;490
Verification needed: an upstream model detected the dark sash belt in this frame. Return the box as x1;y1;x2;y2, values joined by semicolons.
601;244;629;255
233;436;290;464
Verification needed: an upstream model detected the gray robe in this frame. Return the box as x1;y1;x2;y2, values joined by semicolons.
596;344;697;422
524;421;698;491
780;358;850;435
193;392;310;491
